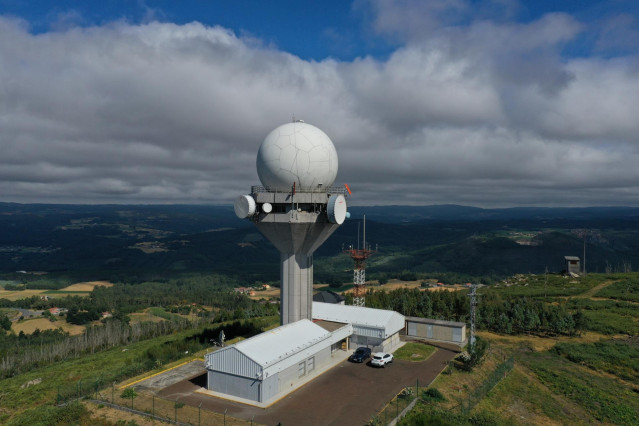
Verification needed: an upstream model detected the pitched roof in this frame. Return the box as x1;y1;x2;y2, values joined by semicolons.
234;319;329;368
312;290;345;304
405;316;466;328
206;319;353;378
312;302;405;336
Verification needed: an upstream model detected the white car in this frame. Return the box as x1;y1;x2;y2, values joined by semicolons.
370;352;394;367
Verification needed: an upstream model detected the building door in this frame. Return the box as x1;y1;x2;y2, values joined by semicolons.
452;327;462;342
408;322;417;336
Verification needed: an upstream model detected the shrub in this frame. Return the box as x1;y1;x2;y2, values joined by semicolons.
422;387;446;402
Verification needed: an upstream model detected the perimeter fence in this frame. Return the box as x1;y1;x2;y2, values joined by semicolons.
369;379;422;426
55;378;259;425
458;356;515;414
92;389;256;426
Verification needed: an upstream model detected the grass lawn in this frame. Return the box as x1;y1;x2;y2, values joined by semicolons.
394;342;437;361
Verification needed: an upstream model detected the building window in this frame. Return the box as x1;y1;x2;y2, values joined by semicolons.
298;361;306;378
307;356;315;372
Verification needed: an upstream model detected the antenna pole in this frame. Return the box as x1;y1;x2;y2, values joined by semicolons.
468;285;479;352
363;215;366;251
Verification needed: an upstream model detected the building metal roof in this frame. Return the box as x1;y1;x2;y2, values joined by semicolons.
313;290;345;304
206;319;352;379
564;256;580;261
312;302;405;337
404;316;466;328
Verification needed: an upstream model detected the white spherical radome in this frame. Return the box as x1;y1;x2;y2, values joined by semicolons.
256;122;338;190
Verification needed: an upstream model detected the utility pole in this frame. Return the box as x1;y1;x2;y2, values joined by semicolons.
545;267;548;299
469;285;478;351
583;234;587;275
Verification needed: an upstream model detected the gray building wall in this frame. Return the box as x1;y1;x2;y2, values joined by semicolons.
207;345;338;404
566;258;580;274
261;374;279;403
406;319;466;344
349;329;400;352
206;347;260;379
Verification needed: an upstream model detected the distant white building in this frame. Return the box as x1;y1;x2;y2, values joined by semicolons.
205;319;352;405
312;302;405;352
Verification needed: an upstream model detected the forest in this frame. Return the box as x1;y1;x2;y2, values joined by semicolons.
363;286;588;336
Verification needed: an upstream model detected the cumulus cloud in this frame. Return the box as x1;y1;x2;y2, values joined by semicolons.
0;3;639;207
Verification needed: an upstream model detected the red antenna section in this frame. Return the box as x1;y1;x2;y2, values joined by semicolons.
344;215;375;307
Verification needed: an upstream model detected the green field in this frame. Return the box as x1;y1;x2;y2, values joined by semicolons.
525;351;639;424
0;316;277;424
595;277;639;302
399;273;639;426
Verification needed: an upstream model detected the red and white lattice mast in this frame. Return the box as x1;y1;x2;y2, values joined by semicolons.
344;215;375;307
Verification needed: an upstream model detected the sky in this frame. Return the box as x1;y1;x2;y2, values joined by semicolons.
1;0;638;207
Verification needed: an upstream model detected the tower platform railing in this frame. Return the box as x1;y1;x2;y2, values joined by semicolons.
251;185;348;195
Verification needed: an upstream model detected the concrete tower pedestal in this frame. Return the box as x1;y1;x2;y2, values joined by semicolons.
253;189;343;324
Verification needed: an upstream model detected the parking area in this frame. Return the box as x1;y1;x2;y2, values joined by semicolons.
154;347;456;426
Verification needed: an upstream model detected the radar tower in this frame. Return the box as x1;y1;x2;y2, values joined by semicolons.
344;215;375;307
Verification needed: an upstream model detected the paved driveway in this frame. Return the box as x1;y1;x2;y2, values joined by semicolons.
158;348;455;426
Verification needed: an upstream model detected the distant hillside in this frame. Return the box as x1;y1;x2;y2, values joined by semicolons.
347;205;639;223
2;202;639;282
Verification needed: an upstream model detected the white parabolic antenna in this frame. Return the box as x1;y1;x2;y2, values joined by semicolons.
256;122;338;190
327;194;347;224
234;195;256;219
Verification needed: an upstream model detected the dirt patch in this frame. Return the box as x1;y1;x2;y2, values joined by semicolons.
0;289;46;301
476;330;610;352
130;312;165;324
248;287;280;299
358;280;468;293
61;281;113;292
84;402;158;426
11;317;85;335
572;280;616;299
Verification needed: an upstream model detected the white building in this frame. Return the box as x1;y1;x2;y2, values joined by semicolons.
312;302;405;352
205;319;352;405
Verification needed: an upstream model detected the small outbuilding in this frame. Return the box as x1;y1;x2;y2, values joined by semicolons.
313;290;345;304
312;302;405;352
404;316;467;347
564;256;581;275
205;319;352;405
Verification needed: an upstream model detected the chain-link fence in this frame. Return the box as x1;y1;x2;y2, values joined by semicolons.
369;380;422;425
95;389;257;426
55;378;259;425
459;356;514;414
